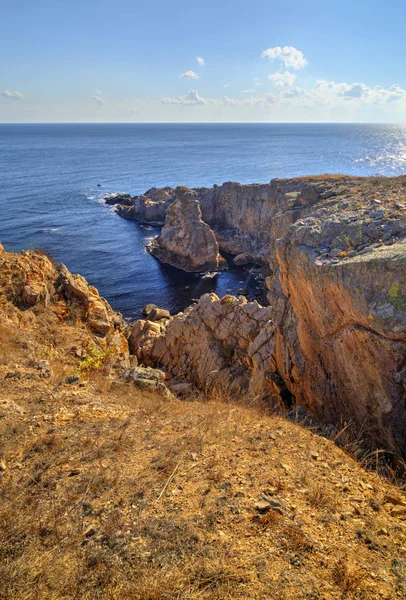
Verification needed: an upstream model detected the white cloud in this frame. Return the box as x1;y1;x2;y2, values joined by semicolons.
254;78;261;86
180;70;200;79
313;80;406;104
1;90;25;100
162;90;205;105
196;56;205;66
223;84;230;88
261;46;308;70
91;90;105;105
269;71;296;88
159;80;406;117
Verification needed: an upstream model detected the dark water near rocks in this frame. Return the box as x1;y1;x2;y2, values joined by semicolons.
1;123;405;319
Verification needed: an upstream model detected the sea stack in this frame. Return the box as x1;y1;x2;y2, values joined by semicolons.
149;186;227;272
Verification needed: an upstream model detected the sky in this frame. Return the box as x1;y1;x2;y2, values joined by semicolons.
1;0;406;123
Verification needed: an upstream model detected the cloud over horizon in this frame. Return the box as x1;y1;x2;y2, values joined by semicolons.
162;89;205;105
1;90;25;100
91;90;105;106
180;70;200;79
159;80;406;114
269;71;296;87
261;46;308;70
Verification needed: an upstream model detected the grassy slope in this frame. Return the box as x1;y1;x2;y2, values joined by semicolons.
1;340;406;599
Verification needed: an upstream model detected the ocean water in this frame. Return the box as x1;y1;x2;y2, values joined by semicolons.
1;123;405;319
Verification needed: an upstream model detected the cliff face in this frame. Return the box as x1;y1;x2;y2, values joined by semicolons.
267;181;406;454
126;176;406;458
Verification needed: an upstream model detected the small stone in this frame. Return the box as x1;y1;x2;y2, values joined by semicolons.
376;528;388;536
64;374;81;385
390;507;406;519
84;525;98;538
68;468;81;477
37;360;50;370
384;494;405;506
261;494;281;508
311;453;319;460
0;460;7;471
255;500;272;513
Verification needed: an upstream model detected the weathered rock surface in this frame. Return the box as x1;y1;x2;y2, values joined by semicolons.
128;176;406;458
129;293;275;399
149;186;227;272
113;187;175;222
120;365;173;399
266;181;406;456
0;247;130;373
104;193;134;207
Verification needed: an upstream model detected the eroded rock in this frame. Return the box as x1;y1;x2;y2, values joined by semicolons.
149;187;227;272
129;293;275;398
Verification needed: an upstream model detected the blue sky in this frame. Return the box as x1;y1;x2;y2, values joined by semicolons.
1;0;406;122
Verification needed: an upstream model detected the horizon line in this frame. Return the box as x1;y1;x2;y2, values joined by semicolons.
1;121;405;126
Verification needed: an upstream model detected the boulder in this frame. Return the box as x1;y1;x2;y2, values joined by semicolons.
150;186;227;272
147;307;170;322
142;303;158;316
121;366;173;399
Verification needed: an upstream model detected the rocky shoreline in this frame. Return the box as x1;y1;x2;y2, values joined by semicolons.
107;175;406;460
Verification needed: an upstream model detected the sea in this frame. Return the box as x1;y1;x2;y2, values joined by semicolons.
1;123;405;320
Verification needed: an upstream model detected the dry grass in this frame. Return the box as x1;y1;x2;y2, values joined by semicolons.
1;366;406;600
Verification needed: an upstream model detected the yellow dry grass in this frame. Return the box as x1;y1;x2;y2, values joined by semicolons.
1;353;406;599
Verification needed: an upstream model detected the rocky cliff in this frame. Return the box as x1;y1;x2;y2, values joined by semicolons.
123;176;406;459
108;177;360;265
149;186;227;272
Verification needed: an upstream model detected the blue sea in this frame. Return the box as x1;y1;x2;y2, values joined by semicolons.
1;123;405;319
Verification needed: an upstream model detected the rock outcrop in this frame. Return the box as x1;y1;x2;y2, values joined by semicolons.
149;186;227;272
114;187;175;222
0;247;130;374
129;293;275;399
127;176;406;459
